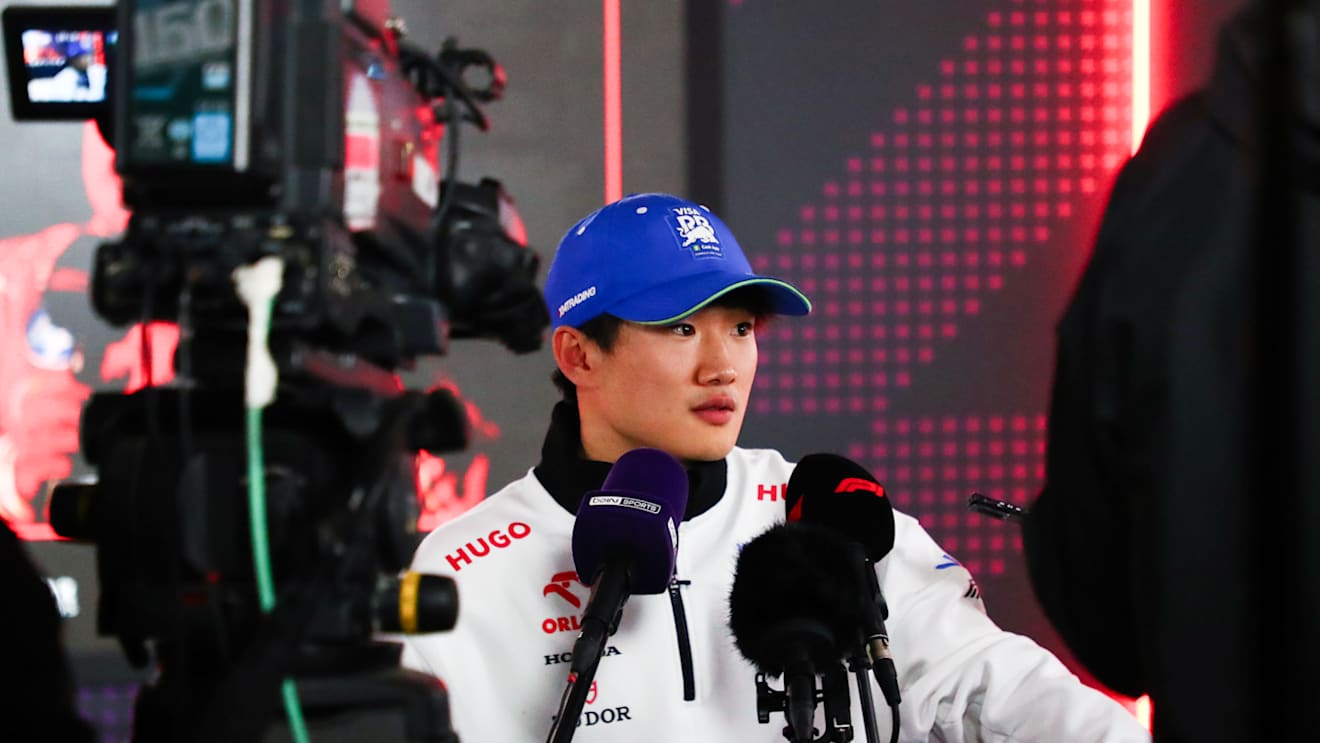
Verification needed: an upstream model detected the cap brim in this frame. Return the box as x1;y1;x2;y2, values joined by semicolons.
607;272;812;325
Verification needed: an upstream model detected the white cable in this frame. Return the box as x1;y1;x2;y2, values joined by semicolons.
232;255;284;408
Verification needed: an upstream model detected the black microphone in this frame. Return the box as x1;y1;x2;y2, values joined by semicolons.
785;453;902;708
546;448;688;743
729;521;872;742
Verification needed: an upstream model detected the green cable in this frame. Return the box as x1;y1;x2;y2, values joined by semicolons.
245;301;310;743
246;406;278;611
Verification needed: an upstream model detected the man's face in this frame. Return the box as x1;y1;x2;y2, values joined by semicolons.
578;305;760;463
69;53;91;71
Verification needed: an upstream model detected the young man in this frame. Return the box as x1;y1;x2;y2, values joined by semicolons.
402;193;1148;741
40;39;107;103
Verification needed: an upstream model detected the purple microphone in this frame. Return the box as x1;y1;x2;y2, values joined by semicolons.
571;447;688;593
548;448;688;743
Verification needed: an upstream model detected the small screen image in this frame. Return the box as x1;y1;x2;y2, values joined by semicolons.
22;29;113;103
3;6;117;120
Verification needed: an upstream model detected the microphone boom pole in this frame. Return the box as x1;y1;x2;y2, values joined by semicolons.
546;561;629;743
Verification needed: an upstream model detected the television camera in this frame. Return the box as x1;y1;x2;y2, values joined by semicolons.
2;0;549;740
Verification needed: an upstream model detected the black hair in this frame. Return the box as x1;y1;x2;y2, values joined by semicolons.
550;286;778;401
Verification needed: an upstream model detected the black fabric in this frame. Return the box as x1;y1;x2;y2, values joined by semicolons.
533;401;728;521
0;520;97;742
1024;9;1320;743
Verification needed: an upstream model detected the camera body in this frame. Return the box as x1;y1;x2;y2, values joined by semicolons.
105;0;443;366
4;0;546;367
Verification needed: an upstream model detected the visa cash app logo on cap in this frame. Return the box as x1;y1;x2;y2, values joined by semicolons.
669;205;722;259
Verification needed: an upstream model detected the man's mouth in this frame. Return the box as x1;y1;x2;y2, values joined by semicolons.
693;397;736;424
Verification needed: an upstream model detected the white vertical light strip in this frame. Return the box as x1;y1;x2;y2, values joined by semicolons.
1131;0;1150;153
234;0;253;170
1131;3;1153;720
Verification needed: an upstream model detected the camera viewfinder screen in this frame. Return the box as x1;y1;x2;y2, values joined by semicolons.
21;29;113;103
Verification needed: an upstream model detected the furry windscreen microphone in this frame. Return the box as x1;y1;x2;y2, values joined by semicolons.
785;453;896;561
572;447;688;594
728;521;872;674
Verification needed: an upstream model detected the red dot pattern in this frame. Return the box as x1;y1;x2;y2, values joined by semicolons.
751;0;1134;571
847;414;1046;576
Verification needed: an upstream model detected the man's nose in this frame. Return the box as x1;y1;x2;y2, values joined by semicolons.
698;337;737;386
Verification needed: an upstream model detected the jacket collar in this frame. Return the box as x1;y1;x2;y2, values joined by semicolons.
532;400;728;521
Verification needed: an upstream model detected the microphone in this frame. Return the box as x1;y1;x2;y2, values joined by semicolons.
546;447;688;743
785;453;902;708
784;453;895;558
729;521;872;742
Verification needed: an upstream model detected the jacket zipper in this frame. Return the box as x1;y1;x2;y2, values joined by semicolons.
668;577;696;701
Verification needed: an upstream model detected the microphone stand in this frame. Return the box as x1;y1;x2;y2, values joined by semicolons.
853;546;901;743
818;662;856;742
846;648;881;743
756;661;864;743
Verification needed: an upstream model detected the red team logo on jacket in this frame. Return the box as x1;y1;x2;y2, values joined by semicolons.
542;570;587;634
543;571;584;608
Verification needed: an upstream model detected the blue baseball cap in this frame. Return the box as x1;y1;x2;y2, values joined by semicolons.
544;193;811;329
63;38;93;58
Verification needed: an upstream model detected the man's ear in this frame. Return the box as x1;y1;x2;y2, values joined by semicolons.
552;326;598;389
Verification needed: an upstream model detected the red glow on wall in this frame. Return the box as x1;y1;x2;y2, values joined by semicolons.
101;323;179;394
416;452;491;531
0;239;88;522
11;522;59;540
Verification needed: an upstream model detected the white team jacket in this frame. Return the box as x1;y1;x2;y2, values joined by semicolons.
402;447;1150;742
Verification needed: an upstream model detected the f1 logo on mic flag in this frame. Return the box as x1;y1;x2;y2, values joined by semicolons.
835;478;886;498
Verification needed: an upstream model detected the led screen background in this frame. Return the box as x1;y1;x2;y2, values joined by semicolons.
706;0;1242;690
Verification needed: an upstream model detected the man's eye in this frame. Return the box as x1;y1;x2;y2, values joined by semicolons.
735;322;755;336
670;323;696;336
